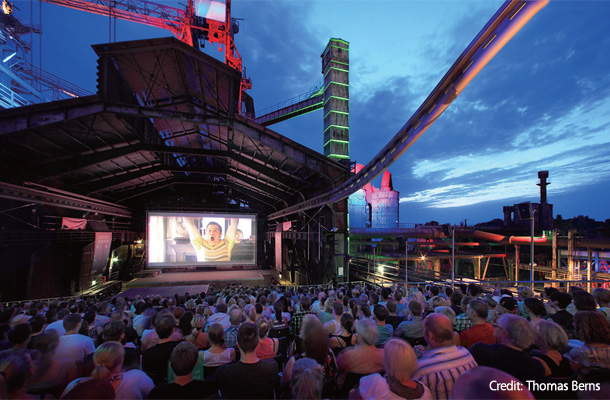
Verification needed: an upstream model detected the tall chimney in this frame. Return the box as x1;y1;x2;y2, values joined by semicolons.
537;171;549;204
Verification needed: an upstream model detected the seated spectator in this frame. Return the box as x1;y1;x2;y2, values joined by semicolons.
62;341;153;399
0;324;39;362
290;357;324;400
291;296;315;338
142;313;181;384
336;318;384;389
593;288;610;323
548;291;574;336
26;314;47;350
205;303;230;331
185;314;209;350
224;309;241;349
202;322;235;367
284;315;337;395
0;352;35;399
356;338;431;399
517;286;536;318
385;300;403;330
452;366;535;399
61;378;116;399
394;300;424;340
470;314;545;384
255;318;278;360
524;297;548;323
573;291;598;312
565;311;610;369
216;322;279;399
373;305;393;347
434;306;461;347
450;291;463;316
102;321;140;371
148;342;218;399
141;310;182;351
459;299;495;348
412;313;477;400
393;290;407;315
542;287;559;316
323;302;344;337
530;319;572;377
329;313;357;357
54;314;95;363
454;296;473;332
28;331;78;397
44;308;69;336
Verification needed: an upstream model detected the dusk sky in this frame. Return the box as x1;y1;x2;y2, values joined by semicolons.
12;0;610;225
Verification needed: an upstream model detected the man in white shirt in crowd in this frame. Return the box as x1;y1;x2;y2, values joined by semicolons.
54;313;96;362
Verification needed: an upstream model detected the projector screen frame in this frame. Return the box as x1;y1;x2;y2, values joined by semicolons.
146;211;257;268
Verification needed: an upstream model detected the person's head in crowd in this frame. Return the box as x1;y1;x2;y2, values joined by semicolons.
195;304;205;316
340;313;354;334
300;315;328;366
386;300;398;315
429;296;449;309
7;324;31;347
229;309;241;326
383;339;419;388
170;341;199;378
273;301;284;323
56;308;70;321
452;366;535;399
332;301;344;318
429;285;440;298
62;378;116;399
459;284;468;295
356;317;378;346
216;303;228;314
154;312;176;339
190;314;206;332
423;313;454;349
237;322;259;354
300;295;312;311
593;288;610;308
394;290;403;304
451;291;463;307
445;287;453;297
173;307;185;322
572;291;597;312
256;317;273;339
359;303;371;319
179;312;194;337
370;292;379;306
434;306;457;327
517;286;535;301
29;314;47;335
408;300;423;318
498;295;518;315
103;320;125;343
460;295;473;311
0;353;34;398
523;297;547;319
208;322;226;346
550;291;572;310
573;311;610;345
91;341;124;380
373;304;388;323
381;287;391;302
290;357;324;399
495;314;536;350
467;299;488;322
543;287;559;300
467;284;480;298
533;319;568;352
63;313;82;334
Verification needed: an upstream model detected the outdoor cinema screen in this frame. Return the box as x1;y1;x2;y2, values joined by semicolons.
147;211;256;267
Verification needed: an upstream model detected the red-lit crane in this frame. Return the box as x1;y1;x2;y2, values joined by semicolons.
41;0;251;111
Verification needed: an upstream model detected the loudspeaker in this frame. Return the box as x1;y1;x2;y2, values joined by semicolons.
516;202;533;220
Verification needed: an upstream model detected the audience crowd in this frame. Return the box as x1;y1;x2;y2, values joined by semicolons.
0;281;609;399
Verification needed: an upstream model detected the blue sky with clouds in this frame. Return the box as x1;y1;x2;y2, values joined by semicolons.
14;0;610;225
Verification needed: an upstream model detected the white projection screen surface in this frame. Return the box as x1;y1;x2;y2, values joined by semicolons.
147;211;257;267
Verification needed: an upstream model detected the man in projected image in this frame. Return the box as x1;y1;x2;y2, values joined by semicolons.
182;217;238;262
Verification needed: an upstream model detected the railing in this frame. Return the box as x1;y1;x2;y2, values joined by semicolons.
255;80;323;118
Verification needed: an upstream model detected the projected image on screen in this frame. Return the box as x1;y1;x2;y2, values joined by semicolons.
147;212;256;267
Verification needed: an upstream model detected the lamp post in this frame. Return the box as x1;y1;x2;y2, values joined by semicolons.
405;237;408;289
451;228;455;290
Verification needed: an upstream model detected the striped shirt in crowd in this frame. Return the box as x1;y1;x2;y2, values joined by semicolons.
412;345;478;400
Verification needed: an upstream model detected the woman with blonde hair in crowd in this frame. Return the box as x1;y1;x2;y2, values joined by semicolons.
530;320;572;377
290;357;324;399
355;338;432;399
243;304;257;323
185;314;208;349
61;341;153;399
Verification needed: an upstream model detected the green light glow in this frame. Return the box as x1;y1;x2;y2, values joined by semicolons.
323;67;350;78
324;139;350;147
329;154;350;159
324;96;349;105
329;38;350;46
331;45;349;51
324;110;349;119
324;124;349;133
